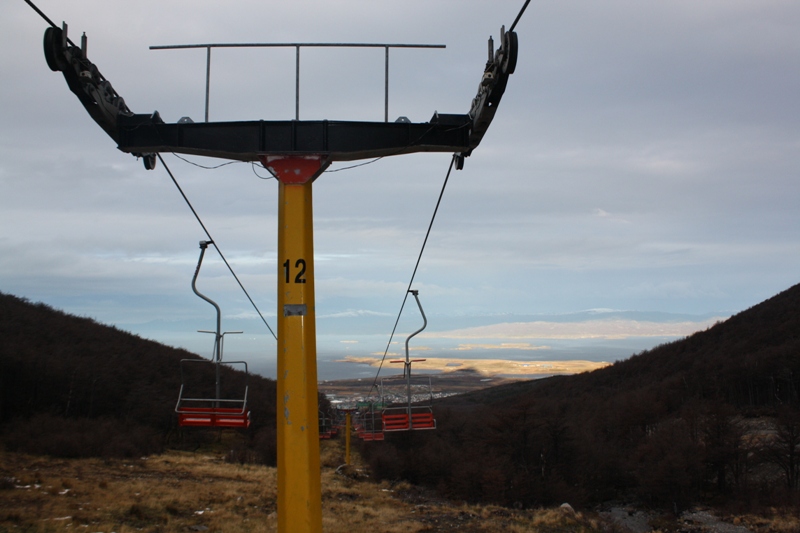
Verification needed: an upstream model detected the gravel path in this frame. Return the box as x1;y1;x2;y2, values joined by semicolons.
680;510;752;533
601;506;754;533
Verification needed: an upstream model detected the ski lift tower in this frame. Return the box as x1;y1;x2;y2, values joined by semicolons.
40;12;520;533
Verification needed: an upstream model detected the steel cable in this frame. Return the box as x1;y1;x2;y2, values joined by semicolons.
369;154;457;393
157;154;278;341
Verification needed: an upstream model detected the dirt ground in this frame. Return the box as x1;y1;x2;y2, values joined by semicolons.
1;440;796;532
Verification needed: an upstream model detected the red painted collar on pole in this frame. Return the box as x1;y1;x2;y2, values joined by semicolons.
260;155;325;184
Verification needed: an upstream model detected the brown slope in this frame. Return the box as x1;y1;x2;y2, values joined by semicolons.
0;292;278;458
360;282;800;508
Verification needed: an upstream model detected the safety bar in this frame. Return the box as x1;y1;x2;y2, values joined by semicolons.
175;359;249;414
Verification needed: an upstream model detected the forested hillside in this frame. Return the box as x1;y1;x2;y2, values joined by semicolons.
0;292;279;461
3;284;800;511
360;283;800;509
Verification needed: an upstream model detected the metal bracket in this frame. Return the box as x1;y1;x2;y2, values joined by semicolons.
461;25;519;159
43;24;132;142
283;304;307;317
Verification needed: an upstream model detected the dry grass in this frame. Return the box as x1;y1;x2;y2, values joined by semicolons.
3;438;795;532
736;509;800;533
0;449;278;533
0;438;611;533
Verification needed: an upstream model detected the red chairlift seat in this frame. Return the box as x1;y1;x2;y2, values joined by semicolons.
358;429;385;441
379;372;437;433
382;406;436;431
176;359;251;429
178;406;251;429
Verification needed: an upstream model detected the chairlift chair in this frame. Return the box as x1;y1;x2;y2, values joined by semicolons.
380;375;436;431
381;290;436;432
319;410;334;439
175;241;251;429
331;409;347;436
328;409;342;437
354;399;385;441
176;358;250;428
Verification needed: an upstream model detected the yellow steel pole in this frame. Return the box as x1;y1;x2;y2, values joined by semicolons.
269;156;325;533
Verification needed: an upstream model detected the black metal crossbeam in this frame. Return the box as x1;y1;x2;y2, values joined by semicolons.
117;114;472;162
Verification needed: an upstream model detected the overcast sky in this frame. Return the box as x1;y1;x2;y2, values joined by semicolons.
2;1;799;374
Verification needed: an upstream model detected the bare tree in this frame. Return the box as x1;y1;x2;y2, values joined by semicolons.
763;408;800;490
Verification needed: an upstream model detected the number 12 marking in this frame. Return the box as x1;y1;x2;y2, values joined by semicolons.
283;258;307;284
